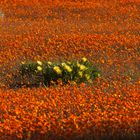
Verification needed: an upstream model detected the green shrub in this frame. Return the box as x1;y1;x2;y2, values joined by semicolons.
20;57;101;87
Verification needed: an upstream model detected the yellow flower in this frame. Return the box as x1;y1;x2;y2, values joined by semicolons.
88;79;92;83
37;61;42;65
94;72;101;77
82;57;87;62
64;65;72;73
37;66;42;71
48;61;52;65
71;81;77;85
53;66;62;75
77;62;87;71
76;62;81;67
79;65;87;71
78;71;83;77
62;63;72;73
85;74;90;80
67;61;71;65
61;63;66;66
21;61;25;64
97;73;101;77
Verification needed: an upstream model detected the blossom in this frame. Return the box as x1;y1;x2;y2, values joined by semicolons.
64;65;72;73
85;74;90;80
37;61;42;65
48;61;52;65
97;73;101;77
78;71;83;77
94;72;101;77
53;66;62;75
71;81;77;85
61;63;66;66
62;63;72;73
67;61;71;65
37;66;42;71
21;61;25;64
82;57;87;62
77;62;87;71
76;62;81;67
79;64;87;71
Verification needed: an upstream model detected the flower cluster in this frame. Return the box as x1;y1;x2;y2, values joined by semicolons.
20;57;101;87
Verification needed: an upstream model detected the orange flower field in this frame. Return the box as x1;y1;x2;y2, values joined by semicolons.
0;0;140;139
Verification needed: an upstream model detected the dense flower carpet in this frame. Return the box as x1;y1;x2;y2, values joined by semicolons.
0;0;140;139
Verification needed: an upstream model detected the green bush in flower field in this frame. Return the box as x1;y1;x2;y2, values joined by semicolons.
20;57;101;87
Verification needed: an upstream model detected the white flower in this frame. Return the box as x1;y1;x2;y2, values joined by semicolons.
37;61;42;65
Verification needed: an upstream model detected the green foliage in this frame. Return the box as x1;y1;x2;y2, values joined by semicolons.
20;57;101;87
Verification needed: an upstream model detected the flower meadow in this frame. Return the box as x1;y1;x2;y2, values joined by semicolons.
19;57;100;88
0;0;140;140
